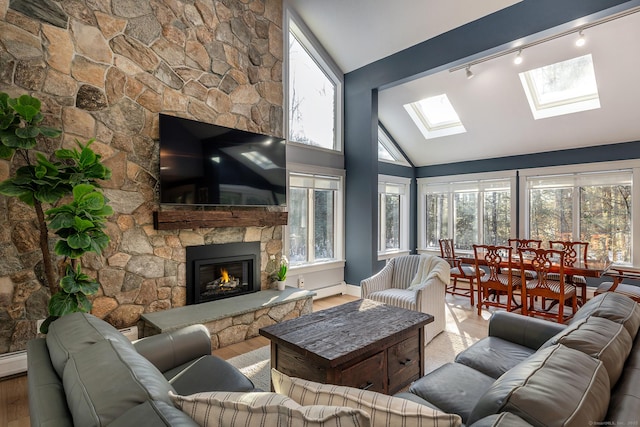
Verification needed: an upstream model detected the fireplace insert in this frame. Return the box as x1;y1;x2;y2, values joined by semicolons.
186;242;260;304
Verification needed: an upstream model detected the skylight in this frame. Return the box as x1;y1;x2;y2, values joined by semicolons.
403;94;466;139
519;54;600;120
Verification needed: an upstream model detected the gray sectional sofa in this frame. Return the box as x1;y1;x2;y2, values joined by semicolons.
397;292;640;426
27;312;257;426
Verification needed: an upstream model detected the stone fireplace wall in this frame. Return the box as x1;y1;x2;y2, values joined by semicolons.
0;0;284;354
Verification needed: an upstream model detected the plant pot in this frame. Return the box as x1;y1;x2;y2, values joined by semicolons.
276;280;286;291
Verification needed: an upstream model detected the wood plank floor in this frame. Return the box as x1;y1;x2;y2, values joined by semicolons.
0;292;489;426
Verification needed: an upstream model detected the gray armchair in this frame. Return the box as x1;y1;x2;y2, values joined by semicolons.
360;254;449;343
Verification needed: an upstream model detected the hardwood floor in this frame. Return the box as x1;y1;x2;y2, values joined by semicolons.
0;292;488;426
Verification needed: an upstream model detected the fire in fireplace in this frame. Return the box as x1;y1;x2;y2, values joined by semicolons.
186;242;261;305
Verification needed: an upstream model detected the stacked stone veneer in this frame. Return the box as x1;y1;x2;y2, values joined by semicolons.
0;0;285;354
143;296;313;348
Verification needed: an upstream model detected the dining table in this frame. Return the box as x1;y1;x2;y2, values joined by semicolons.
458;253;611;278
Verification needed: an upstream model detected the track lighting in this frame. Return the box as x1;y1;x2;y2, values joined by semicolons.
514;49;523;65
465;66;474;80
449;6;639;77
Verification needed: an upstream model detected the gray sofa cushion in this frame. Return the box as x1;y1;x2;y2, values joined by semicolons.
408;362;495;424
454;336;536;378
469;412;533;427
541;316;632;386
108;401;199;427
47;312;133;378
166;355;256;394
570;292;640;339
63;339;175;427
606;337;640;425
468;344;610;427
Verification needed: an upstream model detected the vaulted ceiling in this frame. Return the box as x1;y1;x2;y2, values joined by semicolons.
286;0;640;167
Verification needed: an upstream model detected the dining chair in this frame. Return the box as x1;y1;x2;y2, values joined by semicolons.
508;238;542;279
548;240;589;305
473;245;520;316
439;239;477;306
518;247;577;323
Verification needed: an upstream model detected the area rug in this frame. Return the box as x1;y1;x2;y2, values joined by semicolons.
226;330;477;391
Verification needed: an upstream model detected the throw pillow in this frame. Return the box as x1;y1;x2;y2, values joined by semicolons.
169;391;370;427
271;368;462;427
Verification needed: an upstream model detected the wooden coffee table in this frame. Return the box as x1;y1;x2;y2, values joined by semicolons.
259;299;433;394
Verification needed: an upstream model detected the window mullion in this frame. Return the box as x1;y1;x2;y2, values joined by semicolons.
307;188;315;263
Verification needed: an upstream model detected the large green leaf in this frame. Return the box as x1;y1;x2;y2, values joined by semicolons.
48;211;76;230
79;147;96;167
15;125;39;139
75;292;92;313
60;273;80;293
78;191;104;211
2;133;36;149
54;148;76;159
89;233;110;253
72;183;94;200
0;180;28;197
39;125;60;138
48;291;79;317
73;216;94;232
35;186;66;204
68;232;91;249
0;144;14;159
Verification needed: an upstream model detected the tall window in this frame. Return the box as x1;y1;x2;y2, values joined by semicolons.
378;177;410;256
288;21;341;151
289;173;342;266
420;175;514;251
527;170;632;262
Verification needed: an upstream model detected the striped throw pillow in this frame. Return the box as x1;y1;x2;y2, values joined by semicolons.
271;369;462;427
169;390;370;427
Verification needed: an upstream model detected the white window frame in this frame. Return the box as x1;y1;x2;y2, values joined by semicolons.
287;163;345;274
378;125;410;166
417;171;517;254
378;175;411;260
285;8;344;153
519;159;640;266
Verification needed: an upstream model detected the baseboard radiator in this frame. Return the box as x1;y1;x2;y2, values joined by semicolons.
0;326;139;378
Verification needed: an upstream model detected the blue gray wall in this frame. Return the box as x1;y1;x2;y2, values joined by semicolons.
344;0;640;285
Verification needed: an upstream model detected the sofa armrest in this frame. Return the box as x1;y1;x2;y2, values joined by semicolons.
361;262;394;297
133;324;212;373
488;311;567;349
27;338;73;427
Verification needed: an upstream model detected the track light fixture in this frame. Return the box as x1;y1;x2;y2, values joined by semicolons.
449;5;639;76
514;49;523;65
465;66;474;79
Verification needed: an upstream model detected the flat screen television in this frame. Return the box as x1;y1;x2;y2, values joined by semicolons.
159;114;286;206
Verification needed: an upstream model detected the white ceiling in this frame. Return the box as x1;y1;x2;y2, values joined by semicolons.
286;1;640;167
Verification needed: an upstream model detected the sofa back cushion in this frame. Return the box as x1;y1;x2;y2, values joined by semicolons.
468;345;610;427
541;316;632;386
63;339;174;427
46;312;133;378
570;292;640;339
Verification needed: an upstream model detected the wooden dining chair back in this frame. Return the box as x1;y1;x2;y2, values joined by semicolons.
519;247;577;323
439;239;476;306
508;238;542;249
549;240;589;304
508;238;543;279
473;245;519;315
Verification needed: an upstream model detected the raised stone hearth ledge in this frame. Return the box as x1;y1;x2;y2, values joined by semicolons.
140;288;315;349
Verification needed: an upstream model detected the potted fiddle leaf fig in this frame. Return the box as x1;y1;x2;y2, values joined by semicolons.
0;92;113;332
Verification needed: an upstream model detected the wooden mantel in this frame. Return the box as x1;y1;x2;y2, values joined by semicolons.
153;209;288;230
